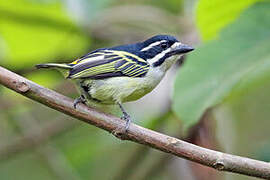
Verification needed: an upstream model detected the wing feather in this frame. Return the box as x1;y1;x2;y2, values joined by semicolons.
68;50;150;79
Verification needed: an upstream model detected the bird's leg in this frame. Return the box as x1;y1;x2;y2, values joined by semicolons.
73;95;87;109
118;103;131;131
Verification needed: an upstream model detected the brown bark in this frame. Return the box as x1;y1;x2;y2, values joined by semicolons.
1;66;270;179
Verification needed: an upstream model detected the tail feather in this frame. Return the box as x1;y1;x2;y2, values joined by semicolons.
35;63;72;69
35;63;72;78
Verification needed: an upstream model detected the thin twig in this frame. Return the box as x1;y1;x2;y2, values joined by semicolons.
14;113;81;180
0;66;270;179
139;154;171;180
0;118;76;161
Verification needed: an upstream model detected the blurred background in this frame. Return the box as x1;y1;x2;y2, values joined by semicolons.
0;0;270;180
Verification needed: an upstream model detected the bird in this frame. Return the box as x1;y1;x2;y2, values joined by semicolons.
36;35;194;131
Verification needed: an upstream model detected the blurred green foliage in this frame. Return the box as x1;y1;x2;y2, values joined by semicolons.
0;0;90;70
0;0;185;180
173;2;270;179
173;1;270;130
1;0;270;180
196;0;258;40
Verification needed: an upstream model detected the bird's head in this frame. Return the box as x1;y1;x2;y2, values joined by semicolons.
138;35;194;70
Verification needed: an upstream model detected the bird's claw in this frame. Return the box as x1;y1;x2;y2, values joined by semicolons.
73;95;86;109
121;113;131;131
117;103;131;131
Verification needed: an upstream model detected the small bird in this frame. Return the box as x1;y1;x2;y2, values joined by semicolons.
36;35;194;131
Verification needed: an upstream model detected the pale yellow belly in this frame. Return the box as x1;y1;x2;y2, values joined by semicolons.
89;77;157;104
77;68;165;105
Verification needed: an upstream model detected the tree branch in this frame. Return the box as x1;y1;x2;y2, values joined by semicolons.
0;66;270;179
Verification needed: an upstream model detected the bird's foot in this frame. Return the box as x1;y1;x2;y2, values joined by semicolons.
121;113;131;132
117;103;131;132
73;95;86;109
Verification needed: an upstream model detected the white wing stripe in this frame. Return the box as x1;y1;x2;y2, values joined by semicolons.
75;55;105;66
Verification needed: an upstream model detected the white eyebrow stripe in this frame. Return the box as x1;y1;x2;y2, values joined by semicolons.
141;40;166;52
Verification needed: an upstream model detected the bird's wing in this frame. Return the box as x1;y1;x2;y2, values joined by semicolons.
68;50;150;79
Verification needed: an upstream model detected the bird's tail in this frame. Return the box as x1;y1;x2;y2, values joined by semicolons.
35;63;72;69
35;63;72;78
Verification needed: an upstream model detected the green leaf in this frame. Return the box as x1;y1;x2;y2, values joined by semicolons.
172;2;270;130
196;0;259;41
0;0;90;69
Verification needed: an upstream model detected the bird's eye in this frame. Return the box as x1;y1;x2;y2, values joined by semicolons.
160;42;168;49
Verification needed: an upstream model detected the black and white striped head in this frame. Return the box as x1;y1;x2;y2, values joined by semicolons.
139;35;194;69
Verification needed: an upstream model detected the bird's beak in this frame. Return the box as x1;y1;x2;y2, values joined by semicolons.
169;42;194;55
